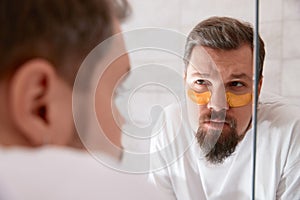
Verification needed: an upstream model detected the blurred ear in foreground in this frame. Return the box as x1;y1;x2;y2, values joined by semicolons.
8;59;73;146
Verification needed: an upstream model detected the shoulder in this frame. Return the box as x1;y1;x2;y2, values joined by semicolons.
257;93;300;142
0;146;166;200
152;102;191;144
159;103;184;123
257;93;300;166
258;93;300;124
150;102;196;167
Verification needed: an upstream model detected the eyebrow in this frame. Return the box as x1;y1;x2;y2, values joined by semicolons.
229;73;252;81
189;72;252;81
190;72;211;78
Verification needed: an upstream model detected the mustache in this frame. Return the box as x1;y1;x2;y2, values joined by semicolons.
199;110;236;128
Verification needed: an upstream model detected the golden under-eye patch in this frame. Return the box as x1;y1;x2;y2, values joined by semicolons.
187;89;252;108
226;92;252;107
187;90;211;105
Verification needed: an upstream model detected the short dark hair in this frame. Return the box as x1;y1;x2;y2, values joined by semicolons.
0;0;128;83
184;16;265;79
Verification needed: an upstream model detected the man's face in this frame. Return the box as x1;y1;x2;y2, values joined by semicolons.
185;44;259;163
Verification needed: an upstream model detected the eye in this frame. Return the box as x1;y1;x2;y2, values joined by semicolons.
230;81;245;87
190;79;211;92
228;81;250;93
195;79;208;85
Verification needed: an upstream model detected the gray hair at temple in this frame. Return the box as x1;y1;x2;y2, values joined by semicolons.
184;16;265;79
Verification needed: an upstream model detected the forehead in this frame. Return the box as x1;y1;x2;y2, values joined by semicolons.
187;45;253;78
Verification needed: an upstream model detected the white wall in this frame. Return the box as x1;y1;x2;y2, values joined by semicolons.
117;0;300;150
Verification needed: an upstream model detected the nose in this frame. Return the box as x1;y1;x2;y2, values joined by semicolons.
207;86;229;111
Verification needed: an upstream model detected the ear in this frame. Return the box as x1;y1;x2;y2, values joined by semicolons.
9;59;56;146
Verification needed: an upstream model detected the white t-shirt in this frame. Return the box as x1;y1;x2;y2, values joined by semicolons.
0;146;168;200
150;96;300;200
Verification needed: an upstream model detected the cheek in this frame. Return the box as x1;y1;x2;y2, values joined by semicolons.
197;106;208;119
232;105;252;135
186;98;207;132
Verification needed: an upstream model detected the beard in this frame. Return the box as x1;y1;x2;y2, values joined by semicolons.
196;110;243;164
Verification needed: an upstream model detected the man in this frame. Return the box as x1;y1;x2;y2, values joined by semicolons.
0;0;168;199
150;16;300;199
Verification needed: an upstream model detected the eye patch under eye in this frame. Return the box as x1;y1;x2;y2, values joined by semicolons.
187;89;252;108
226;92;252;107
187;90;211;105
